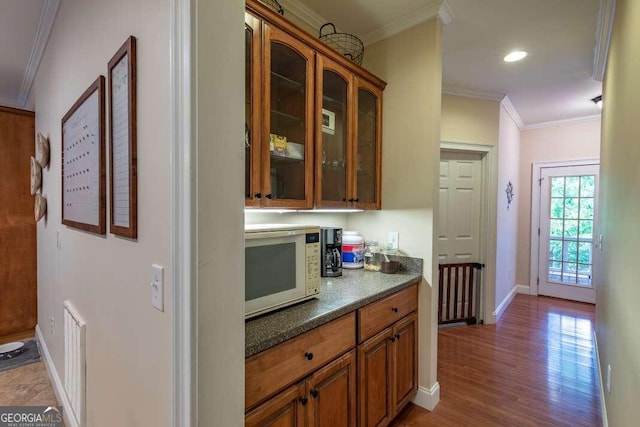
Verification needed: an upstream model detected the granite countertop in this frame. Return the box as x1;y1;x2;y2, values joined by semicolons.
245;269;423;358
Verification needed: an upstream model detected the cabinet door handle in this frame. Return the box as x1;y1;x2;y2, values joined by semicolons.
391;307;399;313
304;352;314;361
395;334;401;340
389;336;396;343
265;193;273;199
299;397;308;406
310;389;319;398
354;198;359;202
342;198;347;202
245;193;251;198
254;192;262;199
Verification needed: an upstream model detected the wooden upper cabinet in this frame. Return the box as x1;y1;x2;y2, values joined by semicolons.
315;55;354;208
262;24;315;208
245;12;262;206
353;78;383;210
244;0;385;210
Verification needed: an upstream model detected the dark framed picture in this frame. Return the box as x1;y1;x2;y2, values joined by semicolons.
108;36;137;238
61;76;106;234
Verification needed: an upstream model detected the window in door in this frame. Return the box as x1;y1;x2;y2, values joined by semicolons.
547;175;595;286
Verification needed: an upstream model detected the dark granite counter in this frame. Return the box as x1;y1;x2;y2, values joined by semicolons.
245;268;423;358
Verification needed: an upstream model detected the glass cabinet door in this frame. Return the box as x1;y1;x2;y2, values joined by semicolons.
354;79;382;209
245;13;262;207
316;56;352;207
263;25;315;208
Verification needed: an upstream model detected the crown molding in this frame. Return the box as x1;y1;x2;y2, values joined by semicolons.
438;0;454;25
522;114;601;131
442;85;505;101
16;0;61;108
361;0;444;46
277;0;327;33
593;0;616;82
0;96;24;110
500;96;524;129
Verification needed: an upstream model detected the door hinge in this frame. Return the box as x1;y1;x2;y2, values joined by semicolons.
538;228;540;236
537;277;539;286
538;177;544;186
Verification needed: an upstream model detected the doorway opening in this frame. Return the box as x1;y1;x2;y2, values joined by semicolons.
438;142;493;325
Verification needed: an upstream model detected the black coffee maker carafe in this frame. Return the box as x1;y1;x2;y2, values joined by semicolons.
321;227;342;277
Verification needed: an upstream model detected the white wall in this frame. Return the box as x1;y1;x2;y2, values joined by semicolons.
515;119;601;287
597;1;640;424
347;19;442;399
196;0;246;424
33;0;171;425
495;105;521;309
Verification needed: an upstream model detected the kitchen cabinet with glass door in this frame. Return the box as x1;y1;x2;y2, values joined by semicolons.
315;58;383;209
245;0;385;210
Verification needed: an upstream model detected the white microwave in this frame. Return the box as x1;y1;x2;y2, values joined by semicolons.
245;224;321;318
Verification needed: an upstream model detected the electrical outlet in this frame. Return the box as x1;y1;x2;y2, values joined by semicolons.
388;232;399;252
606;364;611;393
50;317;55;335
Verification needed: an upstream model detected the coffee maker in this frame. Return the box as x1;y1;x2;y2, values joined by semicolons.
321;227;342;277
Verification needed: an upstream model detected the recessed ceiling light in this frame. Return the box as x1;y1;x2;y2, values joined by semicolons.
503;51;529;63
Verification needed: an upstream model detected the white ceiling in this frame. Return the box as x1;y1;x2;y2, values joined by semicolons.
0;0;56;110
296;0;603;126
0;0;604;125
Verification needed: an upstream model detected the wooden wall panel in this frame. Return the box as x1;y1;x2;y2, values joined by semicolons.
0;106;36;337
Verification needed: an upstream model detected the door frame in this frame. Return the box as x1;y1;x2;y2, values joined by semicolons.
440;141;496;323
529;159;600;296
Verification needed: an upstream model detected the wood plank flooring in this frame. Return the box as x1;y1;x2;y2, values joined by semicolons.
0;361;59;407
391;294;602;427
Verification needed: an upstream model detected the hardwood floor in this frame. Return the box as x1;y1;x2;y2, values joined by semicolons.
391;294;602;427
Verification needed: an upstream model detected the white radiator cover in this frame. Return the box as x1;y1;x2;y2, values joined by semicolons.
64;300;86;427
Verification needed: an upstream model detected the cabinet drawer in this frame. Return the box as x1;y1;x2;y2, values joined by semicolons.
358;284;418;343
246;313;356;410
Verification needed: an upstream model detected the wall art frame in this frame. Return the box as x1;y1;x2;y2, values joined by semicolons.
61;76;106;234
108;35;138;238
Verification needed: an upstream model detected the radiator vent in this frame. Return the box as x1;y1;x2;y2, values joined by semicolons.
64;300;86;427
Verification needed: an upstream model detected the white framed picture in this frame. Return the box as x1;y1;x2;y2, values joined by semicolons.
322;108;335;135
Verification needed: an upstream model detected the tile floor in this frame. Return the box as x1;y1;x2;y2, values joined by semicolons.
0;361;58;407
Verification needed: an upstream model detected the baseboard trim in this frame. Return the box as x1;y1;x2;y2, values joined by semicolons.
36;325;79;427
593;331;609;427
412;382;440;411
492;285;519;320
516;284;530;294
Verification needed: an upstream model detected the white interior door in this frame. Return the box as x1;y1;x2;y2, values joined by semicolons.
538;164;599;303
438;151;482;263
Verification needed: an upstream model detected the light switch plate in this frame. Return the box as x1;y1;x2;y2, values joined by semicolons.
151;264;164;312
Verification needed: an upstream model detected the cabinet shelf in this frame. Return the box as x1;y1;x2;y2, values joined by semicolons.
270;109;304;129
323;94;346;107
270;153;304;163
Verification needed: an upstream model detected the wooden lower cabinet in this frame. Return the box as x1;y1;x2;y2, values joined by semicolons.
357;313;418;427
245;383;306;427
307;350;356;427
392;313;418;414
245;284;419;427
247;350;357;427
358;327;393;427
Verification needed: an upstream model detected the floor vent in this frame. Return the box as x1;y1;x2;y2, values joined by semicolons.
64;300;86;427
